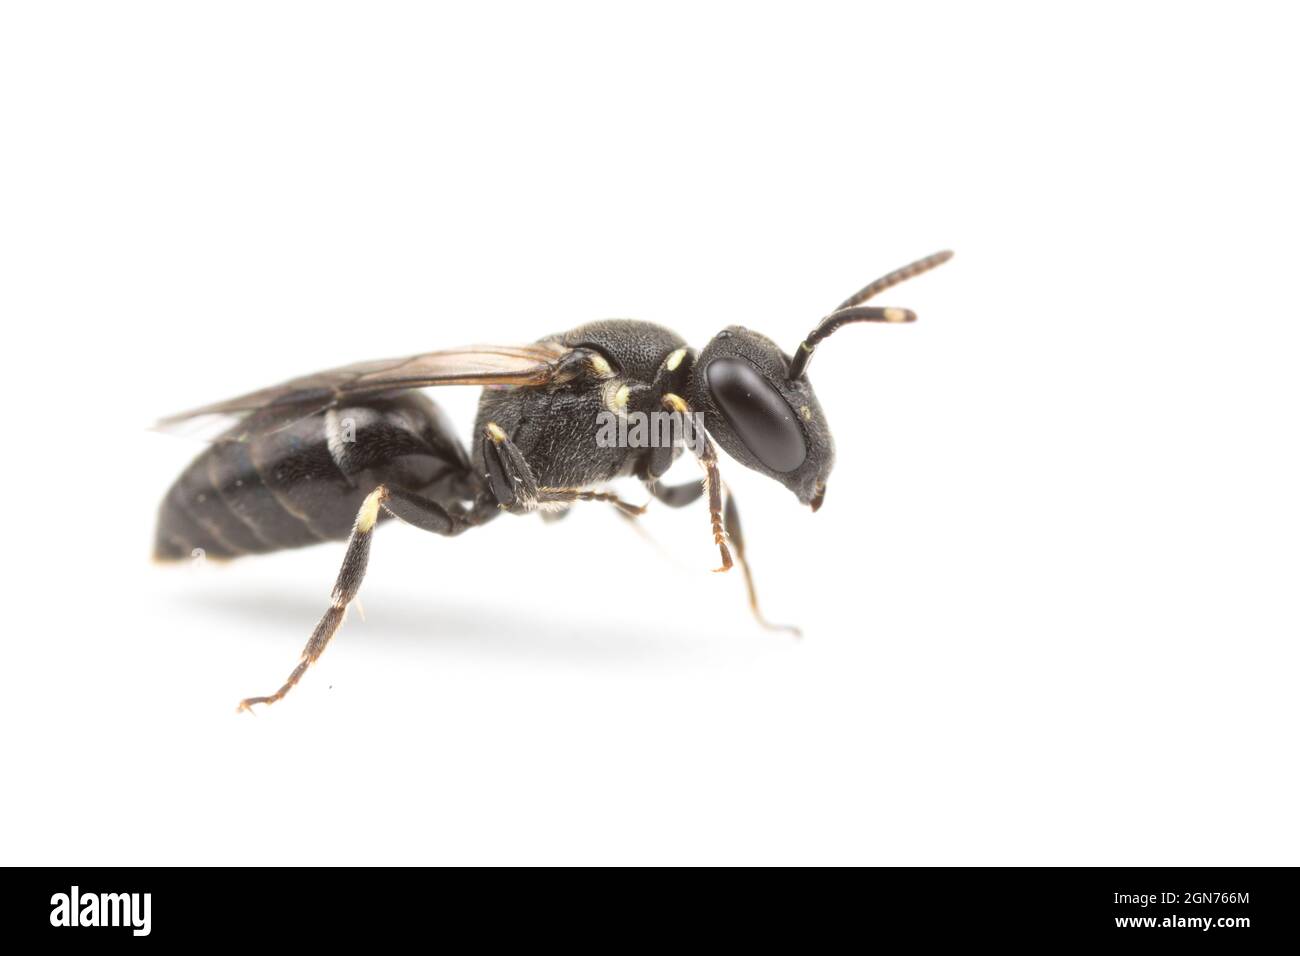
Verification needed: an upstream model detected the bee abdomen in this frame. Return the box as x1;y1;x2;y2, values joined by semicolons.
154;441;314;561
154;394;473;561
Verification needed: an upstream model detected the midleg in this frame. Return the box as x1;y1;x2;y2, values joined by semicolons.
645;477;704;509
537;487;647;517
480;421;646;517
480;422;539;512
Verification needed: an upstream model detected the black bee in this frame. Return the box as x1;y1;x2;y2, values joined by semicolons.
156;250;953;711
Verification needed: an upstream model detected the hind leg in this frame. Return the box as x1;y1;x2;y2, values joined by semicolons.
237;486;491;712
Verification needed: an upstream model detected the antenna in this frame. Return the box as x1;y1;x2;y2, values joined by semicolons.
788;250;953;381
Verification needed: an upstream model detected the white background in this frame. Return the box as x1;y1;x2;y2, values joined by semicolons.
2;2;1297;866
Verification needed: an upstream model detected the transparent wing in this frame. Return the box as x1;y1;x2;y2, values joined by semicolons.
156;342;571;443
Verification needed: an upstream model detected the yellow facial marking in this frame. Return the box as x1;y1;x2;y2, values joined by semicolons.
486;422;508;444
588;353;614;378
665;347;687;371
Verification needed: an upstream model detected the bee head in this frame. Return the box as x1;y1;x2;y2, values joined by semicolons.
685;250;953;510
687;326;833;509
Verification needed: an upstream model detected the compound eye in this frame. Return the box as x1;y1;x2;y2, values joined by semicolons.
705;357;808;472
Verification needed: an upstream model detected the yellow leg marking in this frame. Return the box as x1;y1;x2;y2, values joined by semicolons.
356;486;387;533
663;392;689;414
